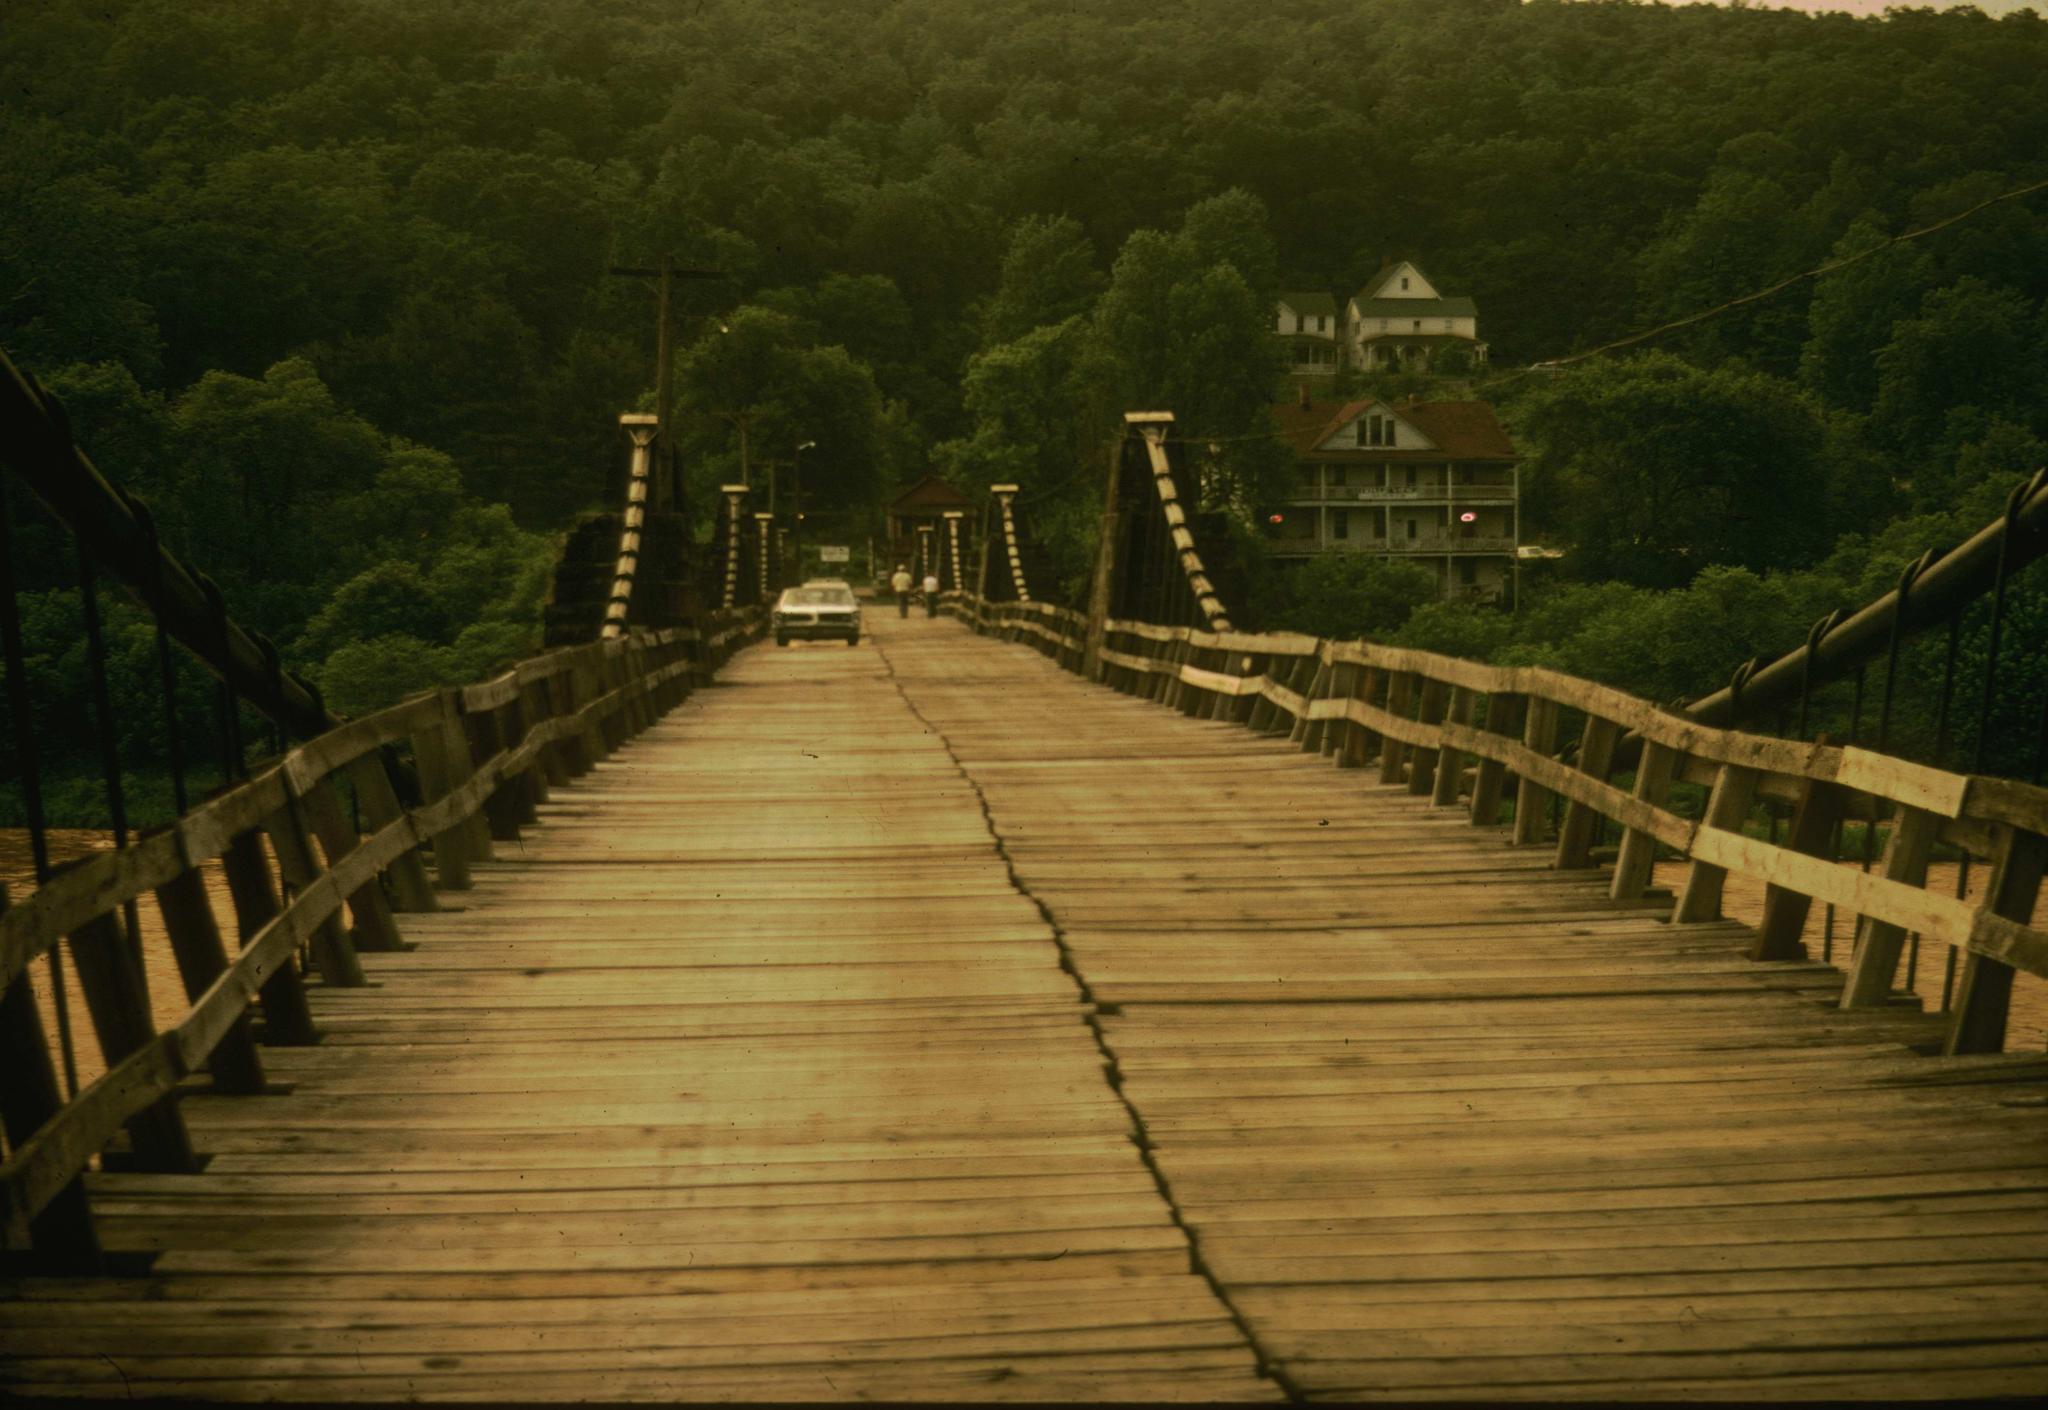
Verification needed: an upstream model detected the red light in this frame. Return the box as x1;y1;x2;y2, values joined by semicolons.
1268;513;1285;524
1459;511;1478;523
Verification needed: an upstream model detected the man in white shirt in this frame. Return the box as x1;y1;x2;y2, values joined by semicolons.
890;563;912;617
921;571;940;618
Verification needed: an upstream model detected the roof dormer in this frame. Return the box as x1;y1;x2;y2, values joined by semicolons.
1362;261;1441;301
1314;399;1439;452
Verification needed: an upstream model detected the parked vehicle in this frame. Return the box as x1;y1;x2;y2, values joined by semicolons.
773;584;861;646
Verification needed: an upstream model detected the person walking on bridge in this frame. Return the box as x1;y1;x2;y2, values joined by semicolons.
891;563;912;617
922;569;940;619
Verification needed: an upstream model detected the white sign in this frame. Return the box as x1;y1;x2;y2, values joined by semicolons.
817;545;850;563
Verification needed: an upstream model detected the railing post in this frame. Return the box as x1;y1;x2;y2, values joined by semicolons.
345;753;438;913
408;690;475;891
1610;741;1680;899
1468;691;1524;826
153;865;267;1092
547;664;592;779
435;695;496;866
1293;654;1333;749
0;887;103;1269
1379;671;1417;786
573;646;611;768
464;704;524;844
524;676;569;789
1944;825;2048;1055
218;829;319;1045
1431;686;1477;807
1339;665;1383;769
1751;771;1849;960
261;800;368;984
1246;654;1279;731
1555;714;1624;869
300;779;407;953
1406;677;1452;795
1329;661;1362;765
1510;696;1561;845
67;910;201;1172
1840;805;1938;1007
1673;763;1760;923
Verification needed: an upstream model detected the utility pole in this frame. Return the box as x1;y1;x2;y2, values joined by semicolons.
793;440;815;572
606;257;725;521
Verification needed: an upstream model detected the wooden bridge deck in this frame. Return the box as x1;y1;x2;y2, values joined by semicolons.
5;609;2048;1401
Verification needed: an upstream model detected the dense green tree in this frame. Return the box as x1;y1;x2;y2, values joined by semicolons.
979;216;1105;348
673;305;885;513
1514;353;1833;587
1259;555;1438;644
1870;277;2045;466
1798;220;1934;414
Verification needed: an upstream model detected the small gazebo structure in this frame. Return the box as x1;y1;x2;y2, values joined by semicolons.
884;474;975;582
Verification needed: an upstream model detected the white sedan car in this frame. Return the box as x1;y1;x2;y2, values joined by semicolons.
773;584;862;646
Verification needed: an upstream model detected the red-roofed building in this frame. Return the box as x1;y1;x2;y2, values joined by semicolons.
1265;393;1519;604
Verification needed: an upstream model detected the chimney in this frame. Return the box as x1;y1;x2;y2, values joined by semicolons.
1405;392;1420;408
1297;382;1312;410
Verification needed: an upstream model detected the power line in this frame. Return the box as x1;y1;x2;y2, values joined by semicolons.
1005;170;2048;481
1480;172;2048;386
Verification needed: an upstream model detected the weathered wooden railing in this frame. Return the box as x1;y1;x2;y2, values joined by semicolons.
944;593;2048;1058
0;613;761;1267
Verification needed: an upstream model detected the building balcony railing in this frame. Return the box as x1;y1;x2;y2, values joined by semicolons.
1390;535;1517;554
1286;483;1516;504
1270;535;1518;556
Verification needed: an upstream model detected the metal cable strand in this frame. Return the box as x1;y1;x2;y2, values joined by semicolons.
0;478;80;1099
130;497;189;816
74;542;148;979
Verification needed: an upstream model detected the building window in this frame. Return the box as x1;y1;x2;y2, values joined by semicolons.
1400;277;1410;291
1412;319;1422;332
1404;465;1416;488
1379;318;1388;332
1458;558;1477;585
1328;466;1347;489
1333;509;1350;540
1405;518;1417;540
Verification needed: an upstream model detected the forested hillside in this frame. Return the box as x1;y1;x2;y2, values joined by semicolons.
4;0;2047;805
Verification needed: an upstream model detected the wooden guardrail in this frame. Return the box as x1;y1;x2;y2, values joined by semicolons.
944;593;2048;1059
0;611;762;1266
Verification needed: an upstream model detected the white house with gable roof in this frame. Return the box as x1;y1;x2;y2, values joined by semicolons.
1342;260;1487;370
